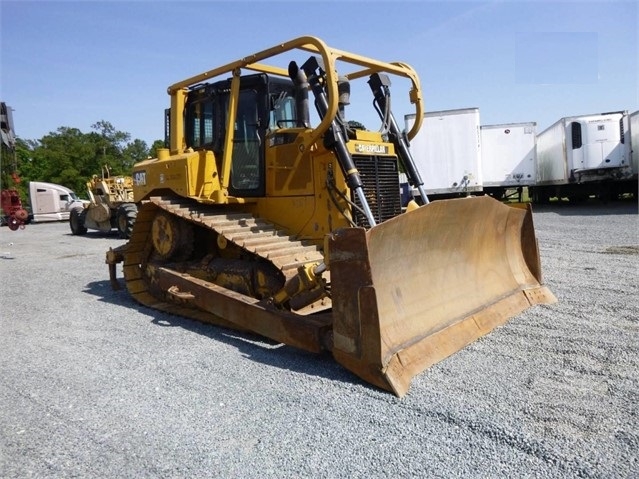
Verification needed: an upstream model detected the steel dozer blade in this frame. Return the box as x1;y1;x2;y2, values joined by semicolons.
328;195;556;397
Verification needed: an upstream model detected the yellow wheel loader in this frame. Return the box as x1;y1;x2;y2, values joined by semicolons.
106;36;556;397
71;167;137;239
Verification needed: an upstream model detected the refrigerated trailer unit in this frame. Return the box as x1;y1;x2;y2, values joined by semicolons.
614;109;639;198
530;111;633;203
405;108;482;199
480;122;536;200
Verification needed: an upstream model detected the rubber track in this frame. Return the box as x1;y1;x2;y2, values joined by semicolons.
121;196;326;323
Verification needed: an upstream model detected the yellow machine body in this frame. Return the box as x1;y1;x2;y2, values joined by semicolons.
107;36;556;397
71;167;137;238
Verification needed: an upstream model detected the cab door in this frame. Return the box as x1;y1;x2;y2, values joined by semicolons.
229;89;264;196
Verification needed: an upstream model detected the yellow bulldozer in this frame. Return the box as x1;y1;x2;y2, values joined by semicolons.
106;36;556;397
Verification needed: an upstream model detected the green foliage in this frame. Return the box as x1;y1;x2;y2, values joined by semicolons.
0;121;162;201
0;142;23;196
122;139;150;170
347;120;366;130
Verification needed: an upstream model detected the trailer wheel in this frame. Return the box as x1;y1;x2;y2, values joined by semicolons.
70;207;88;235
116;203;138;239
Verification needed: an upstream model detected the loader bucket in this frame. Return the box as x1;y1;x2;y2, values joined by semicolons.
328;195;556;397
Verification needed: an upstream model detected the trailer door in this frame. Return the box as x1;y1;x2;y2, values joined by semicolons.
34;187;56;214
579;116;624;170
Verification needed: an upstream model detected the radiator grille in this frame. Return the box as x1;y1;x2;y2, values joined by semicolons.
351;155;402;228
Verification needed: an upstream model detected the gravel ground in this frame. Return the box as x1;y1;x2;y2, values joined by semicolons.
0;200;637;478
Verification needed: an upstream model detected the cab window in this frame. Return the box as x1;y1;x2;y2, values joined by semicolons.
230;90;261;192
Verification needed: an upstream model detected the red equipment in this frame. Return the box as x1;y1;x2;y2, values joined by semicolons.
1;101;29;230
1;189;28;230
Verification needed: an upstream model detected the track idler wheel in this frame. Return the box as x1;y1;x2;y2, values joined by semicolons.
151;211;194;261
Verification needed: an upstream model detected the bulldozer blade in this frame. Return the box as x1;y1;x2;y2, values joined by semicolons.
328;195;556;397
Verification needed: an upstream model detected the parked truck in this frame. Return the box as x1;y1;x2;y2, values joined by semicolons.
480;122;536;201
28;181;86;222
530;111;633;203
404;107;482;200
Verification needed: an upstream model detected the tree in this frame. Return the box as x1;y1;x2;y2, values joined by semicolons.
88;120;131;176
0;138;39;202
29;127;96;194
122;139;149;170
5;121;160;200
347;120;366;130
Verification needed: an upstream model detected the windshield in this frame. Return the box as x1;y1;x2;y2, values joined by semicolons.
269;94;298;130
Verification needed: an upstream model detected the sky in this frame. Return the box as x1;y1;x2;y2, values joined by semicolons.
1;0;637;147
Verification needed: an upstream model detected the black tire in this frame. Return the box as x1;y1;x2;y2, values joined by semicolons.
116;203;138;239
70;207;88;235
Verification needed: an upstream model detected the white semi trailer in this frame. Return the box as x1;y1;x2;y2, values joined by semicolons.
480;122;536;201
530;111;633;203
405;107;482;200
629;110;638;185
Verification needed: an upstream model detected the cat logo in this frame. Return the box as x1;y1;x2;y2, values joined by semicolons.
133;170;146;187
354;143;388;154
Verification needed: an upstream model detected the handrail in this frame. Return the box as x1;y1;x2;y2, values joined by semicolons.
166;35;424;154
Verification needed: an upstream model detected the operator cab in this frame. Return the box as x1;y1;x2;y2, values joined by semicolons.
179;74;301;198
